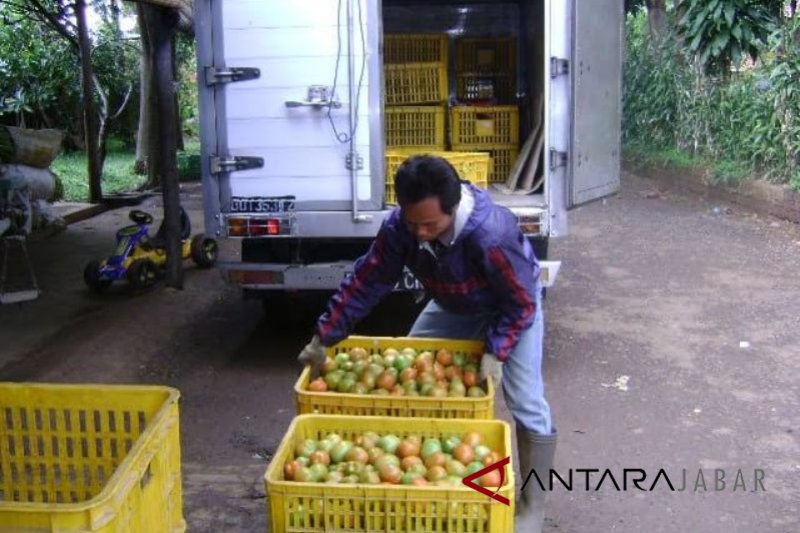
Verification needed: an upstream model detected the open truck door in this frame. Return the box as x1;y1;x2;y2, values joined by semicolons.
569;0;623;208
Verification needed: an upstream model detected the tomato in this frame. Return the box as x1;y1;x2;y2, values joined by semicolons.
378;464;403;484
310;451;331;466
284;459;302;480
435;349;453;366
397;439;421;459
308;378;328;392
399;367;418;383
480;469;502;487
453;443;475;465
425;465;448;482
463;432;482;448
376;371;397;390
424;451;446;469
444;365;463;380
483;451;502;467
401;455;423;471
463;371;478;388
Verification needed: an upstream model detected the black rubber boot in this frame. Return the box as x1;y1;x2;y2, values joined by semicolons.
515;426;557;533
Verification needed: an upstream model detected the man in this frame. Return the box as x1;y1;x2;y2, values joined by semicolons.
298;155;556;532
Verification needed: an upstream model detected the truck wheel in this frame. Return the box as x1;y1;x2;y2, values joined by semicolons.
127;259;157;290
191;235;218;268
84;260;111;293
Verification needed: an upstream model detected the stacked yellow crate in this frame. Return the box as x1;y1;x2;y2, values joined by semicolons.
383;34;448;149
453;38;520;184
383;34;450;202
451;105;520;184
455;37;517;104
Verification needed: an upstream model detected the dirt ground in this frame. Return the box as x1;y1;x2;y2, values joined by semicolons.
1;174;798;532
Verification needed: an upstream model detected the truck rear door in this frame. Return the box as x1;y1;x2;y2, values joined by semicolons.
197;0;384;236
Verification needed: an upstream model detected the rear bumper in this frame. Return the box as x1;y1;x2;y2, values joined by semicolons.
220;260;560;292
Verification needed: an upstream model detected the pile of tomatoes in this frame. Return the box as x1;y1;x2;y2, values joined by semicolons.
284;430;504;487
307;346;487;398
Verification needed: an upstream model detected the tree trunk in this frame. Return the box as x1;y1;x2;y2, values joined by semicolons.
142;4;183;289
135;4;155;178
76;0;102;203
646;0;668;46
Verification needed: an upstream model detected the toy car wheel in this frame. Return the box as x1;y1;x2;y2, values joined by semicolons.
127;259;157;290
83;260;112;293
191;235;218;268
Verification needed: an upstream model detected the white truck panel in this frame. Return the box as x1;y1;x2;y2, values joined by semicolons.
226;115;370;148
223;0;355;29
218;0;377;208
224;174;375;201
223;27;366;60
224;86;369;120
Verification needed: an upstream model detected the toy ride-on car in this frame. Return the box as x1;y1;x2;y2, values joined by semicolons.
84;207;218;292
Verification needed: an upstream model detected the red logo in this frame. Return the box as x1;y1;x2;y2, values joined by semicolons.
462;456;511;506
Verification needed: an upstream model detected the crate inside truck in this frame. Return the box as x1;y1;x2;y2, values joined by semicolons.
194;0;622;303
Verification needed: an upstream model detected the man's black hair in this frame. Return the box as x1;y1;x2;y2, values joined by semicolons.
394;155;462;215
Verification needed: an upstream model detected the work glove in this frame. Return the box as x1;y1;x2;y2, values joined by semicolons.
479;353;503;387
298;334;327;377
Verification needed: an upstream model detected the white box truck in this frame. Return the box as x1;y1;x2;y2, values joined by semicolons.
194;0;622;301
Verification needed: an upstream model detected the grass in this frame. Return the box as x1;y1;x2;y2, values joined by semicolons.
51;137;201;202
624;141;753;187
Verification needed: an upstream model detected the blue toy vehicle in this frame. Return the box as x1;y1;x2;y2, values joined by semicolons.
84;207;218;292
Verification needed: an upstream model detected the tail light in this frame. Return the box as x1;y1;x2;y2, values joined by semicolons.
226;216;292;237
516;214;542;235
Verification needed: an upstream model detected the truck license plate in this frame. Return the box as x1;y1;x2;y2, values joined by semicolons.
229;196;295;214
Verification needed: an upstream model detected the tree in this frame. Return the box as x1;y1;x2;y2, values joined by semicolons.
139;2;182;288
677;0;779;75
646;0;668;45
0;0;137;202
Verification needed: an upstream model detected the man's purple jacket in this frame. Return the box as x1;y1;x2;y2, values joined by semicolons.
316;183;541;362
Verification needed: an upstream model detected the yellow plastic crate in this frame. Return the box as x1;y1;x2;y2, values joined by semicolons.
456;73;517;104
265;414;514;533
385;34;449;65
385;106;447;150
385;150;491;200
456;38;517;74
453;145;520;184
451;106;520;147
0;383;184;532
296;336;494;417
385;63;448;105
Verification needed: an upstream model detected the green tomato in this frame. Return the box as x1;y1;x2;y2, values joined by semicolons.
421;438;442;459
377;434;401;454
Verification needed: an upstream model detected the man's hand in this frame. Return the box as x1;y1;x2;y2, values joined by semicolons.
298;335;326;377
479;353;503;386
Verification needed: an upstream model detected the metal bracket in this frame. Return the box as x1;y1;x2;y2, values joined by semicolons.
210;156;264;175
550;57;569;78
549;149;568;171
205;66;261;86
345;152;364;171
285;85;342;110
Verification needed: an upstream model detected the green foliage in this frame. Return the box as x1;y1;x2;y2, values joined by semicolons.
624;9;800;187
0;14;81;128
52;141;144;201
677;0;778;74
176;33;199;140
